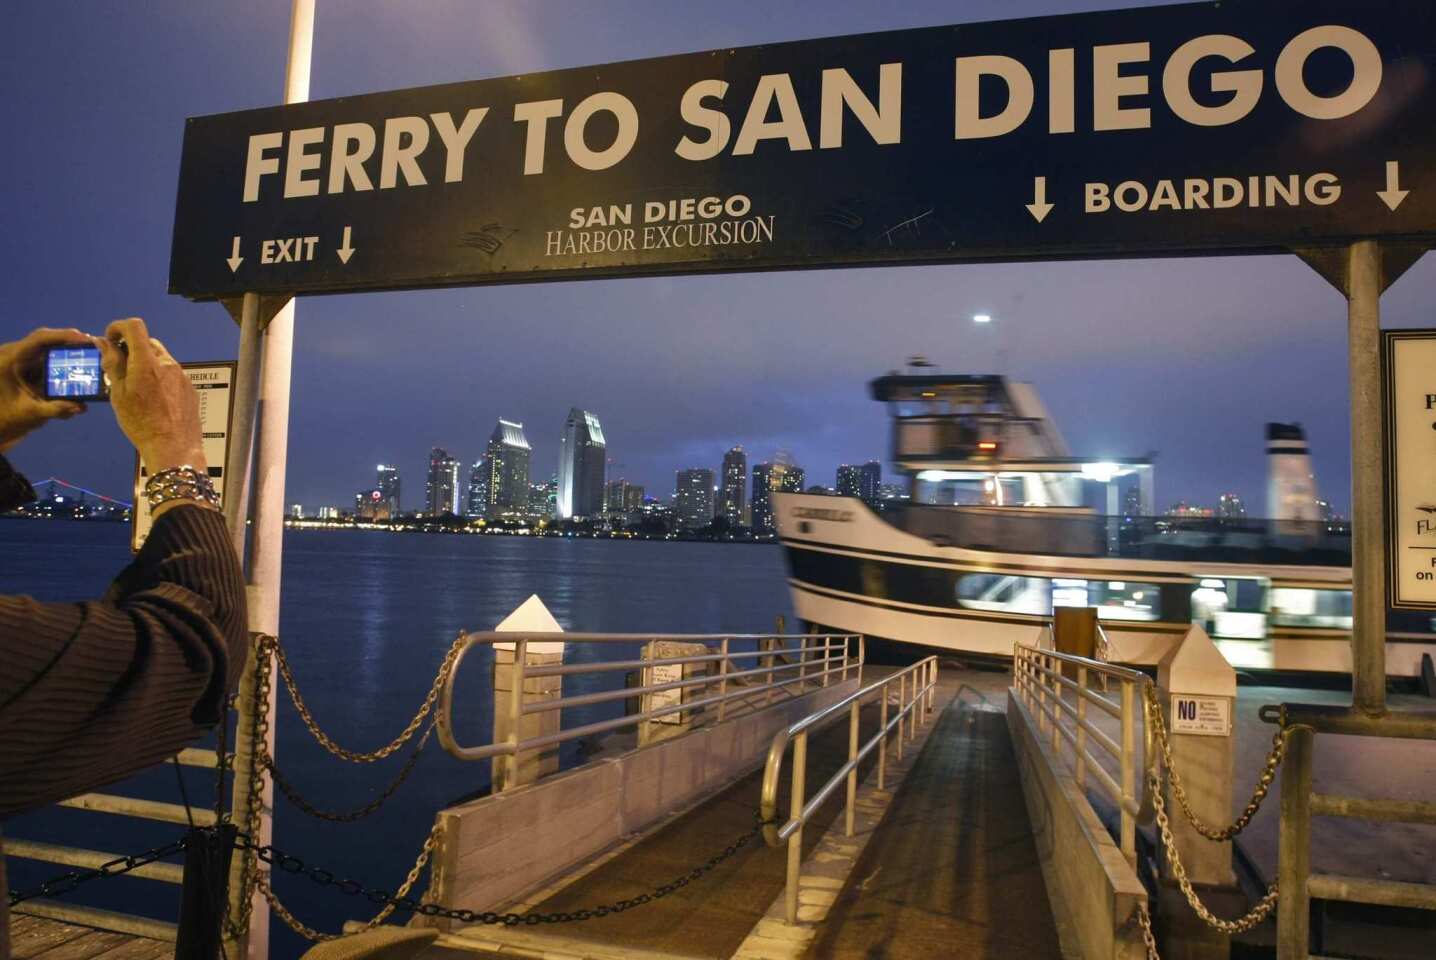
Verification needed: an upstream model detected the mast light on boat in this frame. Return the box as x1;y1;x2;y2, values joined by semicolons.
1080;461;1123;483
973;314;992;324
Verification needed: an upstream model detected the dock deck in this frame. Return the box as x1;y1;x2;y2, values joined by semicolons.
7;913;170;959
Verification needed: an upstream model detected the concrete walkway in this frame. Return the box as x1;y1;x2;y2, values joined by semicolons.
803;697;1062;960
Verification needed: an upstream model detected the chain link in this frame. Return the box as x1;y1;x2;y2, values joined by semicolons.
264;724;434;823
271;632;466;763
226;633;276;940
1144;686;1288;842
233;819;765;941
6;837;190;906
1148;767;1280;935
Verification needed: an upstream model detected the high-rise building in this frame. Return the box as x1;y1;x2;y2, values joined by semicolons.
556;408;607;519
624;484;645;514
355;488;389;520
486;420;532;516
719;446;747;525
377;464;401;516
1216;493;1247;519
604;479;629;518
858;460;881;505
289;503;303;519
425;448;460;517
836;465;862;498
675;468;716;530
466;457;490;518
751;462;803;534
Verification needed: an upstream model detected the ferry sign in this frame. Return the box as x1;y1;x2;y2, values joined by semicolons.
1383;330;1436;610
170;0;1436;299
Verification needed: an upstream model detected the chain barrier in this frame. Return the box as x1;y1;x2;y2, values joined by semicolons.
1143;686;1288;841
271;632;466;763
6;837;190;907
227;634;276;940
264;724;434;823
238;818;767;941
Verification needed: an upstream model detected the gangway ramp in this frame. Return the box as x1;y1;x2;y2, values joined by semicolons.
803;697;1061;959
428;666;1059;960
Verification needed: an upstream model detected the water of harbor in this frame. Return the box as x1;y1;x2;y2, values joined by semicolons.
1;521;794;958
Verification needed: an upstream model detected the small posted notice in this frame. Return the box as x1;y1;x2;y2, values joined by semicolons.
131;362;236;551
1169;695;1231;737
1384;330;1436;609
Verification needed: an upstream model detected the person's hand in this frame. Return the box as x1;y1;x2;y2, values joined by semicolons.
0;327;90;453
96;318;206;473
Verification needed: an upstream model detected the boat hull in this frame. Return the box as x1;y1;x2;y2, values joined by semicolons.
775;493;1435;678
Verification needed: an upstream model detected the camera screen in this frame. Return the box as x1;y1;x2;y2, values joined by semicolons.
46;346;106;400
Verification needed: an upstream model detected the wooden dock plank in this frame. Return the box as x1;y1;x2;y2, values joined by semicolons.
9;915;169;960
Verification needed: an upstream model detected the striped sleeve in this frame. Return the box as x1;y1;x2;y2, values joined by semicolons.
0;504;246;816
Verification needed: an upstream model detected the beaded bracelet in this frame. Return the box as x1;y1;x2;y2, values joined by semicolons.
144;465;221;511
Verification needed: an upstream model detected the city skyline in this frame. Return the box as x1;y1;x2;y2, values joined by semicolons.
8;0;1430;521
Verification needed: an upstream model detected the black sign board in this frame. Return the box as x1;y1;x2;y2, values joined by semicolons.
170;0;1436;299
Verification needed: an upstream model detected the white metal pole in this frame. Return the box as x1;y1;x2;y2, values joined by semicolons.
1346;240;1386;716
223;293;262;553
229;6;313;959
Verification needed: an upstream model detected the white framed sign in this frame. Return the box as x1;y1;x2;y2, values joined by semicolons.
1382;330;1436;609
1169;694;1231;737
131;361;237;551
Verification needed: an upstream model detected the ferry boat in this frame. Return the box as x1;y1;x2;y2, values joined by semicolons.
774;371;1436;678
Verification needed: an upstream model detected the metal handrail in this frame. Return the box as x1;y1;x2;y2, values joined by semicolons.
759;656;939;923
435;632;862;791
1012;639;1157;865
1265;703;1436;958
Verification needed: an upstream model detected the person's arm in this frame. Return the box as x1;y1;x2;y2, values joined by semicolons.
0;318;247;816
0;498;245;815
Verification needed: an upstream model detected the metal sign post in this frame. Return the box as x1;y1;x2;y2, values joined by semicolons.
223;4;311;959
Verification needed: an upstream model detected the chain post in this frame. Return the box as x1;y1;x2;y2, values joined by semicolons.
176;824;238;960
1277;725;1314;960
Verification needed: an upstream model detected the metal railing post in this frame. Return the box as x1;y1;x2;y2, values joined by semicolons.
927;658;936;714
846;699;859;836
717;638;730;723
785;730;808;924
1075;666;1089;788
1278;725;1315;960
765;637;777;705
821;639;831;687
798;635;809;690
896;674;906;760
503;639;526;791
1120;679;1135;864
1037;655;1049;736
878;682;888;791
1051;658;1062;753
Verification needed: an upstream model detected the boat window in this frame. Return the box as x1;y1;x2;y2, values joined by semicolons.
1269;588;1353;629
1052;578;1162;622
956;574;1051;616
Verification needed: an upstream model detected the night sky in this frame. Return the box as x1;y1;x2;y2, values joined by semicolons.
5;0;1433;515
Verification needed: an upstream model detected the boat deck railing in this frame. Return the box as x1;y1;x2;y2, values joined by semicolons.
758;656;938;922
886;502;1353;565
436;631;861;788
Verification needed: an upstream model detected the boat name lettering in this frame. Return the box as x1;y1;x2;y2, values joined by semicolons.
793;507;855;522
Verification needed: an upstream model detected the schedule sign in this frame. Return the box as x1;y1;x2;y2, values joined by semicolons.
170;0;1436;299
131;362;236;551
1383;330;1436;610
